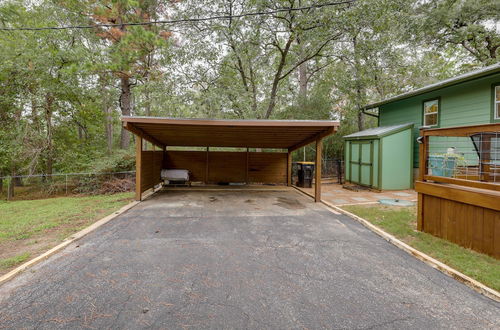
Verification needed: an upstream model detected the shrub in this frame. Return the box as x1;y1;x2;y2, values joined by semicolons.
99;178;135;194
88;150;135;174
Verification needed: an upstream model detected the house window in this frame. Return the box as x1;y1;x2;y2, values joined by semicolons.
423;99;439;127
495;86;500;120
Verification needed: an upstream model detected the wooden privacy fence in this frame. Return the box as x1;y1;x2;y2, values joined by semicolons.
416;123;500;258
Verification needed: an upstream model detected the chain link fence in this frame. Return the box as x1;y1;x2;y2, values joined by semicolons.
0;172;135;201
1;159;344;200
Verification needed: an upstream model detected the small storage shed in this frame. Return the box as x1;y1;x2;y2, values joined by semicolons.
344;123;414;190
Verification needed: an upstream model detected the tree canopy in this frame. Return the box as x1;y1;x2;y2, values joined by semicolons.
0;0;498;177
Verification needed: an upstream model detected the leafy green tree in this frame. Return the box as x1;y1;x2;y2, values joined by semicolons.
414;0;500;65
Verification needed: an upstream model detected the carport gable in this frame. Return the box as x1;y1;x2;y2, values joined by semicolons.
122;116;339;201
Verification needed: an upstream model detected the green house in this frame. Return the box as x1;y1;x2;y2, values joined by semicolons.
344;124;414;190
362;63;500;174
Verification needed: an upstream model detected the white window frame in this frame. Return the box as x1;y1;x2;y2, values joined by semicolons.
423;99;439;127
495;86;500;120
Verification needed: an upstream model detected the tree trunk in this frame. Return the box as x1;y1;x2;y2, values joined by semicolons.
249;64;258;115
105;105;113;154
265;37;294;119
100;74;114;154
357;110;364;131
297;37;308;98
266;80;280;119
145;87;151;117
45;93;54;176
298;61;308;98
353;35;364;131
119;76;132;149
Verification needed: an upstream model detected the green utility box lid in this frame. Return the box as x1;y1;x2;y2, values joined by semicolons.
343;123;414;140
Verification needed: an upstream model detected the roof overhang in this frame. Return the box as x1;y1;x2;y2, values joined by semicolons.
362;62;500;110
122;116;339;151
343;123;414;140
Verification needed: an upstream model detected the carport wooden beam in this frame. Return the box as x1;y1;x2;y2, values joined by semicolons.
122;116;338;149
289;126;335;152
124;122;165;149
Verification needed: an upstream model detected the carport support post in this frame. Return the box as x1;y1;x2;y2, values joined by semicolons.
315;139;322;202
287;151;292;186
162;145;167;168
135;136;143;201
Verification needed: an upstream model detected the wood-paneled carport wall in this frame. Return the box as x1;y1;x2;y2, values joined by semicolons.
164;150;288;184
123;117;339;202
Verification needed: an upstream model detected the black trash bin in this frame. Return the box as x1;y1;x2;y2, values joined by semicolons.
296;162;315;188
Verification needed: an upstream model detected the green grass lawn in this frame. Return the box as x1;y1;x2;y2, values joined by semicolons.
342;205;500;292
0;192;133;273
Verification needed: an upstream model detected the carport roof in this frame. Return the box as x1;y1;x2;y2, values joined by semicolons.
122;116;339;150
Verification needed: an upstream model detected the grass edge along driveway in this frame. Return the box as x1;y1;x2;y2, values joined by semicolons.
341;204;500;292
0;192;134;275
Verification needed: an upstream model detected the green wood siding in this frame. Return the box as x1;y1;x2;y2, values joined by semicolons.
380;129;413;190
372;139;379;188
379;73;500;167
345;141;351;180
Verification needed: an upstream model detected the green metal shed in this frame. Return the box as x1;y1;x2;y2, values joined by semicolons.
344;123;414;190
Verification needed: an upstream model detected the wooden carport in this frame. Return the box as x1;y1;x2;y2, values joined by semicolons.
122;116;339;202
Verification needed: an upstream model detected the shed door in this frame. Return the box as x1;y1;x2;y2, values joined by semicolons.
349;141;373;187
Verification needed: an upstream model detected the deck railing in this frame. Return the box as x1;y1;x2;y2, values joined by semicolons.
419;123;500;191
417;123;500;259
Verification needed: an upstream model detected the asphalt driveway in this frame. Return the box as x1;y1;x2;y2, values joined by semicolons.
0;189;499;329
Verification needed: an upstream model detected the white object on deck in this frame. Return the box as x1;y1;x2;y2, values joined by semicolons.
161;169;189;181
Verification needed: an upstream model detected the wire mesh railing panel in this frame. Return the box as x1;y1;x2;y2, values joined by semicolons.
425;131;500;184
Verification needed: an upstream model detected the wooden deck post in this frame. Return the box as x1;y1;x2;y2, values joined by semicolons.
480;134;491;182
287;151;292;186
315;139;322;202
135;136;143;201
417;132;428;231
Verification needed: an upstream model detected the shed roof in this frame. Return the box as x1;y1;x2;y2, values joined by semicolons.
344;123;413;140
363;62;500;109
122;116;339;150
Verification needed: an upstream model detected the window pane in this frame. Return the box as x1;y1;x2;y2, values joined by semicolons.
497;103;500;119
496;86;500;102
425;113;437;126
424;99;438;114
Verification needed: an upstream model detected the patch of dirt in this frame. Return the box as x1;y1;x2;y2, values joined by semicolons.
274;197;305;210
342;184;371;192
0;208;118;276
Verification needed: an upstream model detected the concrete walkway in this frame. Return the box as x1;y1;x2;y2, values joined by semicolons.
0;190;498;329
300;181;417;205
